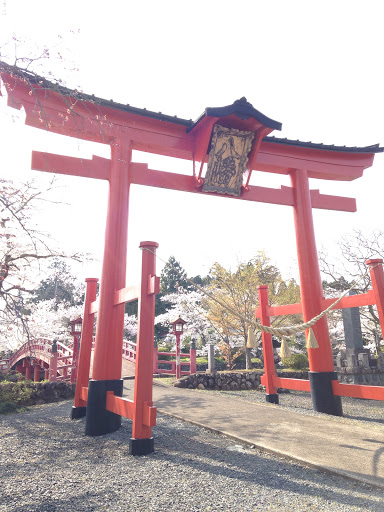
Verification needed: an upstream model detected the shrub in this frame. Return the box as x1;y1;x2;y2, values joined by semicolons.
0;381;75;414
282;353;309;370
157;347;172;361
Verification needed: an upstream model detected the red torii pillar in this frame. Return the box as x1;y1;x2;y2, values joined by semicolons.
84;139;131;437
291;169;342;415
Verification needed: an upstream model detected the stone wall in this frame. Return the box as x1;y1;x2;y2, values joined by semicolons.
336;367;384;386
173;370;309;391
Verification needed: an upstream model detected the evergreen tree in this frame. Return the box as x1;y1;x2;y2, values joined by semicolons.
160;256;189;294
32;259;84;310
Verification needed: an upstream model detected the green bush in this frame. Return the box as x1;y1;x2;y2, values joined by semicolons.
281;353;309;370
0;381;75;414
157;347;172;361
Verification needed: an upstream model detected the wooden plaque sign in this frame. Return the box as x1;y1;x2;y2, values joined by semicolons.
202;125;254;196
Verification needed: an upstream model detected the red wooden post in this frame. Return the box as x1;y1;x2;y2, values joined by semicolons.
25;361;32;381
290;169;342;416
49;342;58;382
131;241;159;455
153;339;158;374
257;286;278;403
71;278;98;419
175;332;181;379
190;340;197;375
70;333;80;384
44;369;49;381
15;364;23;375
367;259;384;338
33;364;40;382
85;140;131;436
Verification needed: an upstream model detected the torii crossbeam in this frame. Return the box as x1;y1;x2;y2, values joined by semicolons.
1;62;383;452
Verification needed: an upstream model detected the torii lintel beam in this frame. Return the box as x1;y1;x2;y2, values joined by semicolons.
31;151;357;212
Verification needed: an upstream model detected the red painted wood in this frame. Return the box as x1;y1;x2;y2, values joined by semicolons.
153;345;158;374
132;241;159;439
92;140;132;381
33;365;40;382
32;151;110;180
106;392;134;419
30;152;357;212
272;375;311;392
259;290;376;319
113;286;140;306
332;381;384;400
264;302;303;317
257;286;278;396
80;386;88;401
291;169;335;373
321;291;376;310
310;189;356;212
73;278;98;408
2;73;376;180
367;259;384;341
89;300;98;315
70;333;80;384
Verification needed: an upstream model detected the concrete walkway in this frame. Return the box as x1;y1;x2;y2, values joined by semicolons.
124;379;384;490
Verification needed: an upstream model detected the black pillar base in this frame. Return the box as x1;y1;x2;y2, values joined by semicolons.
309;371;343;416
85;379;123;436
70;406;86;419
130;437;154;456
266;393;279;404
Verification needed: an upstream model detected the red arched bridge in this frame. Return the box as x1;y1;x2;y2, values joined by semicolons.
0;335;196;383
2;338;76;383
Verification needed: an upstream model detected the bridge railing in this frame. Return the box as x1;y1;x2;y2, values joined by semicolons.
7;337;76;383
122;339;137;362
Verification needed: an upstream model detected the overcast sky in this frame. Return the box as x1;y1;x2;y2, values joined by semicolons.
1;1;384;283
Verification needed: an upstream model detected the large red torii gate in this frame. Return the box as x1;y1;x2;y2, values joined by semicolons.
1;63;383;454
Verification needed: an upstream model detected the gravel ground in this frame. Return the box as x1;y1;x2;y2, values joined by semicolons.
213;388;384;428
1;400;384;512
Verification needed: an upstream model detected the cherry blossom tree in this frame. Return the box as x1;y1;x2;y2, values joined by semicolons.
0;178;81;351
155;289;219;350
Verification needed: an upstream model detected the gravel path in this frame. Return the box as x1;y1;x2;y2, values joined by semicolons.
1;400;384;511
213;388;384;428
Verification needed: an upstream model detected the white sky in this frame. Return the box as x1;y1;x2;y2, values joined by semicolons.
1;1;384;284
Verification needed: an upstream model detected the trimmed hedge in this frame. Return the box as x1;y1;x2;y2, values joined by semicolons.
0;381;75;414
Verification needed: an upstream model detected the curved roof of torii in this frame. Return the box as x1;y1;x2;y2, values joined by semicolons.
1;61;382;156
1;61;383;187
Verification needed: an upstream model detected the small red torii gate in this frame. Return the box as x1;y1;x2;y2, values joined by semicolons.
1;63;383;454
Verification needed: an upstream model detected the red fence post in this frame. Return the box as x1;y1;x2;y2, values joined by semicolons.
70;333;80;384
190;340;197;375
71;278;98;419
367;259;384;339
49;342;58;382
153;339;158;374
175;332;181;379
131;241;159;455
257;286;278;403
